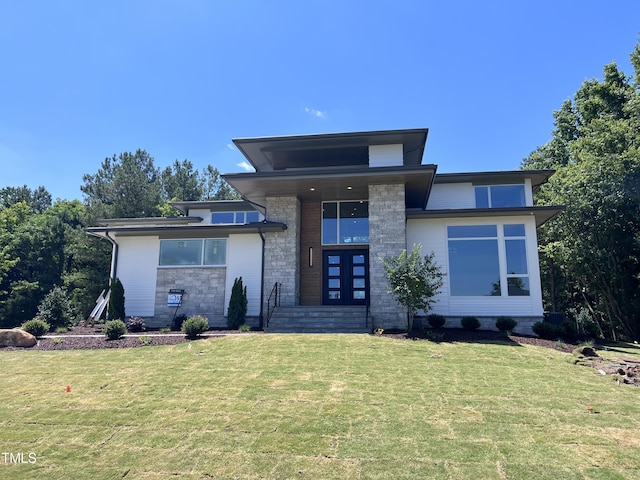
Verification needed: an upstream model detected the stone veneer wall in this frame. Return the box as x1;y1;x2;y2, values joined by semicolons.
368;183;406;329
153;267;226;328
263;196;300;308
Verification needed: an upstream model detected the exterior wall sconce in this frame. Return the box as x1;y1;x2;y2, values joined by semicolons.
309;247;313;267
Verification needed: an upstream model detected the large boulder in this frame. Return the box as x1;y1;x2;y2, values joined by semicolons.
0;329;37;347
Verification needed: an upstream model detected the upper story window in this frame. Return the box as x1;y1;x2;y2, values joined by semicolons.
211;211;261;225
159;239;227;266
322;201;369;245
475;185;526;208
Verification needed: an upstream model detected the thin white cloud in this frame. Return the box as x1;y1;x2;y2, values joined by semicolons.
226;143;236;151
304;107;328;120
236;160;254;172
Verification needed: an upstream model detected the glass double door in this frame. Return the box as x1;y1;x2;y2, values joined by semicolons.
323;250;369;305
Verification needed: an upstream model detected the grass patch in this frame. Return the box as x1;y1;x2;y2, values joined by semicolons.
1;335;639;478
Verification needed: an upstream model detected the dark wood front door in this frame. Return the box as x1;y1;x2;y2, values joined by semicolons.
322;250;369;305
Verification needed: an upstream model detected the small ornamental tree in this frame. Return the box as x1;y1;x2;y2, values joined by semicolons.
35;286;77;329
227;277;248;329
381;244;445;332
108;277;125;321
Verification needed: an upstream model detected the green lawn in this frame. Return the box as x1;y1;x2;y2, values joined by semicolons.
1;334;639;479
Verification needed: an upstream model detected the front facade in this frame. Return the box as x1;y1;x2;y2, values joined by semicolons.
87;129;563;334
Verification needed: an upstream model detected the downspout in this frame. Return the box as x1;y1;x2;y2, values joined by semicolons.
258;225;266;330
105;231;119;282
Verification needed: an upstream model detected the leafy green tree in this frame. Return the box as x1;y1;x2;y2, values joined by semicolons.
108;278;126;320
201;165;240;201
161;159;203;202
381;244;445;332
81;149;163;218
35;285;77;329
227;277;247;329
0;185;52;213
523;41;640;340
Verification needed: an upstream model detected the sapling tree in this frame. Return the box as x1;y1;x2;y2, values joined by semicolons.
227;277;247;329
381;244;445;332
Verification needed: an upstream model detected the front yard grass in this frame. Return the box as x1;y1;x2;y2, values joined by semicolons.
1;334;639;479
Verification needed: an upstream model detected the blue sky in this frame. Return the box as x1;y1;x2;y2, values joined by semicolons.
1;1;639;201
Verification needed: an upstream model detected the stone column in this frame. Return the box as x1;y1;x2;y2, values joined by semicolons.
368;183;406;328
263;196;300;308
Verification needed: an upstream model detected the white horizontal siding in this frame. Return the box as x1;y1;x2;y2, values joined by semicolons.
186;208;211;222
426;183;475;210
407;215;543;317
115;235;159;317
368;144;403;167
224;234;263;316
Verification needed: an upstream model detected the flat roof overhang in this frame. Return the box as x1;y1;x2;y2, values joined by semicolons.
232;128;429;172
435;169;556;192
92;217;203;227
406;205;565;227
85;221;287;238
223;164;437;208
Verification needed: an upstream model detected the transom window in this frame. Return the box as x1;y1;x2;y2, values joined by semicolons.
475;185;526;208
159;239;227;266
447;224;529;296
322;201;369;245
211;211;261;224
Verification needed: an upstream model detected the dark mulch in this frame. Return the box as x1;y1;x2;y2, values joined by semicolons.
378;328;580;353
1;326;256;351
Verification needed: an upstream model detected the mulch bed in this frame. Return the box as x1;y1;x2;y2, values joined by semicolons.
1;326;255;351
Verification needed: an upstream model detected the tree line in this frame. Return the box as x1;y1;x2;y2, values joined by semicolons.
0;152;238;328
523;41;640;340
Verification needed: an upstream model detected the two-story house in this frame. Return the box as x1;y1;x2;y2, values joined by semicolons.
86;129;563;334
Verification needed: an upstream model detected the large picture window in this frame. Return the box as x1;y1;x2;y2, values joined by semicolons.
447;224;529;296
159;239;227;266
475;185;526;208
322;201;369;245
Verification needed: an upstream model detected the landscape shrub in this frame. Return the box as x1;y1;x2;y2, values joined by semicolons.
108;278;126;321
182;315;209;339
227;277;248;329
34;286;77;330
103;319;127;340
532;321;562;340
495;316;517;333
427;313;446;329
21;319;50;337
461;316;481;331
239;324;251;332
126;316;146;332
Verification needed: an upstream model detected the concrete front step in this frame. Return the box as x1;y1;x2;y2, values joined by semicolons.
266;306;370;333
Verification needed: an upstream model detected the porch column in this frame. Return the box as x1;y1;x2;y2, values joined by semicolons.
368;183;406;329
263;196;300;308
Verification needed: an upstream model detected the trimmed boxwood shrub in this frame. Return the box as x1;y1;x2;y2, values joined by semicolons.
496;316;517;333
22;319;50;337
426;313;446;329
103;319;127;340
532;321;562;340
182;315;209;339
461;316;481;331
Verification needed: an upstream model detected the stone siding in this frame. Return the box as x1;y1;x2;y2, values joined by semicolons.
263;196;300;308
152;267;227;328
368;183;406;329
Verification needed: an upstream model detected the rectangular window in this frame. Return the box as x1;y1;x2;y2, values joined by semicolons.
212;211;261;224
159;239;227;266
322;201;369;245
474;185;526;208
447;223;529;296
